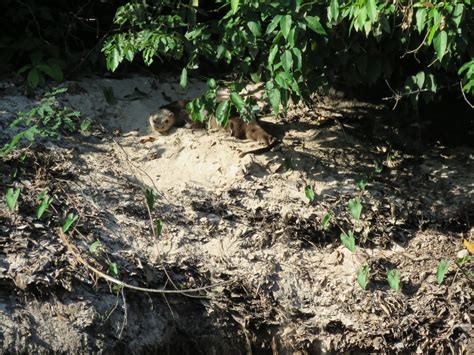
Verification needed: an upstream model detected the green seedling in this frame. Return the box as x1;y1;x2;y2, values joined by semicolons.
305;185;315;202
456;255;471;267
356;178;367;191
348;198;362;220
357;265;370;290
321;213;332;229
5;187;21;212
340;230;356;252
62;212;78;233
89;240;102;254
387;269;401;291
36;194;53;219
436;259;449;284
80;119;92;132
145;188;157;210
154;219;163;238
109;262;119;277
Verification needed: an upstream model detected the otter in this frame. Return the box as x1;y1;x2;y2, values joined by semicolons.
149;100;277;148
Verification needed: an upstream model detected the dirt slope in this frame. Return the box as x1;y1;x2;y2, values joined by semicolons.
0;76;472;353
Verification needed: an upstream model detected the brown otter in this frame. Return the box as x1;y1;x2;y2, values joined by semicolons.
149;100;277;148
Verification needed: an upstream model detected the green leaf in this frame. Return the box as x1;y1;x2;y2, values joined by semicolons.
328;0;340;23
145;188;157;210
280;15;292;40
366;0;378;23
281;50;293;72
180;67;188;89
231;0;239;14
387;269;401;291
340;230;356;252
456;255;471;267
268;87;280;114
215;99;230;126
154;219;163;238
36;195;52;219
357;265;369;290
89;240;102;254
107;48;121;72
5;187;21;212
80;119;92;132
27;68;40;88
356;179;367;191
247;21;261;37
305;185;315;202
321;213;331;229
109;262;119;277
268;45;278;67
292;47;302;70
436;259;449;284
62;212;78;233
305;16;326;35
348;198;362;220
230;92;245;111
416;9;427;34
266;15;282;35
415;71;425;89
433;30;447;62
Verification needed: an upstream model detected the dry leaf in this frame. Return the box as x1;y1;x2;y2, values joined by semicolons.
139;136;157;144
463;239;474;253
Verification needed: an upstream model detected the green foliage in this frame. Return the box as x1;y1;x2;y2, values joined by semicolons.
36;190;52;219
62;212;78;233
154;219;163;238
109;262;119;277
89;240;102;254
0;88;83;156
340;229;355;252
357;265;370;290
321;213;331;229
103;0;474;116
305;185;315;202
145;188;157;210
387;269;401;291
5;187;21;212
17;51;64;89
348;197;362;220
436;259;450;284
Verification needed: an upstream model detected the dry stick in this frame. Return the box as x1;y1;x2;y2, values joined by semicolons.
75;130;232;296
59;228;232;294
459;80;474;109
109;133;210;298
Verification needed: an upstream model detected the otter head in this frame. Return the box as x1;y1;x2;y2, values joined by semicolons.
149;108;175;133
245;123;275;145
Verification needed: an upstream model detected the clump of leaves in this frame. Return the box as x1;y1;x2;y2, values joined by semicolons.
0;88;83;156
17;51;64;89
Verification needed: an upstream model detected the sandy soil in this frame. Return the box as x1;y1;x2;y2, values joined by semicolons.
0;76;472;353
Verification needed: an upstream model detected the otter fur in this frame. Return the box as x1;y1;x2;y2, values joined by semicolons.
149;100;276;147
